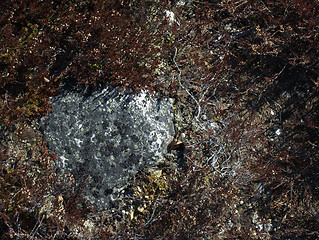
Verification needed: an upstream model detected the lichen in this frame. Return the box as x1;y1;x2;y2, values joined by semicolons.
40;87;175;210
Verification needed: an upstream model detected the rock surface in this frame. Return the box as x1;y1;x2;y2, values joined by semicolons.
40;87;175;210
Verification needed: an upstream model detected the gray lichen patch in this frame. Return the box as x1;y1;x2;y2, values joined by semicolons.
40;87;175;211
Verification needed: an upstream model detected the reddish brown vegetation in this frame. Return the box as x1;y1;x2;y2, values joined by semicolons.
1;0;318;239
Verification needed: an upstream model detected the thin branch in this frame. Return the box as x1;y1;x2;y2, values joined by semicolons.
173;47;207;131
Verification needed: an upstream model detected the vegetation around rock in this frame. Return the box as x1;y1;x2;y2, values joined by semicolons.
1;0;318;239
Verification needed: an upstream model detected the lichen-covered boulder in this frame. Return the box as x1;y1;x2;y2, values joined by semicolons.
40;87;175;210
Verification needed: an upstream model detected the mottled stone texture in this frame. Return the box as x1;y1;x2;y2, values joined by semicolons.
41;87;174;210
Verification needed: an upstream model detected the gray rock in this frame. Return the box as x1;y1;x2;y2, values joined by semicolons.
177;0;192;6
40;87;175;210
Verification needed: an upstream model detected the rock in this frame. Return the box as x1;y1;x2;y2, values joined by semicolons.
19;127;38;143
40;87;175;211
177;0;192;6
